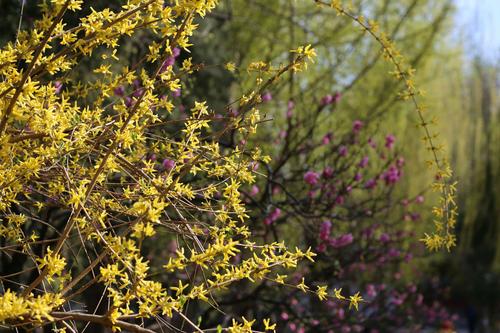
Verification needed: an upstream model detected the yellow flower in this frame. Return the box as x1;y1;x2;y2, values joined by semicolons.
349;292;364;311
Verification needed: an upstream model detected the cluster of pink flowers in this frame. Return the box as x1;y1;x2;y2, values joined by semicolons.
320;91;342;106
264;207;281;225
160;47;181;73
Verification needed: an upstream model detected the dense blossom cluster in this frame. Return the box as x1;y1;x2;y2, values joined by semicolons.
314;0;458;251
0;0;456;332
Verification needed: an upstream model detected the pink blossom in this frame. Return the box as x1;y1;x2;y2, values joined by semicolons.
162;159;176;170
133;87;145;98
322;166;334;179
415;195;425;204
320;94;334;106
366;284;377;298
330;233;353;248
379;233;390;243
160;56;176;72
114;85;125;96
352;120;363;134
364;178;377;189
261;91;272;102
248;161;259;171
385;134;396;149
338;145;348;157
54;81;63;94
388;248;400;258
354;173;362;182
358;156;369;168
264;208;281;225
383;165;401;185
172;88;181;97
304;171;320;186
337;308;345;319
250;185;259;196
316;243;327;253
125;96;134;108
319;220;332;241
172;47;181;58
322;132;332;145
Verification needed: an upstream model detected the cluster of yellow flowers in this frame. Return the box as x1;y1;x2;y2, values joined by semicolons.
0;0;364;332
316;0;458;251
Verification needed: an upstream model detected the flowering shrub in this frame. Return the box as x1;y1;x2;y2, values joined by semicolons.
194;89;457;331
0;0;457;332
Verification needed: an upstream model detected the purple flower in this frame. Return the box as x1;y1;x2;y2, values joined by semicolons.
172;47;181;58
270;207;281;220
354;173;362;182
352;120;363;134
114;85;125;96
172;88;181;97
338;145;348;157
322;166;334;179
364;178;377;189
125;97;134;108
358;156;369;168
160;56;176;73
320;94;334;106
54;81;63;94
410;213;421;221
229;108;238;117
162;159;176;171
133;79;141;89
385;134;396;149
261;92;272;102
383;165;401;185
264;207;281;225
330;233;353;248
388;248;400;258
304;171;320;186
321;132;333;145
249;161;259;171
250;185;259;196
415;195;424;204
319;220;332;241
366;284;377;298
133;87;144;98
379;233;390;243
